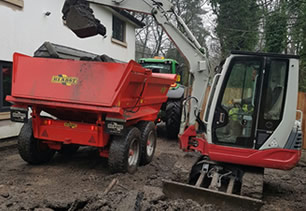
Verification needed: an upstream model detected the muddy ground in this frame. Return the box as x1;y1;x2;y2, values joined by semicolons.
0;126;306;211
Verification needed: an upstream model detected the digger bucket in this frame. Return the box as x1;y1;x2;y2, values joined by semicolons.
162;180;263;211
62;0;106;38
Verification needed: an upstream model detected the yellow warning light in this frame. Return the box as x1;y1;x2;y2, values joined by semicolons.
154;56;165;59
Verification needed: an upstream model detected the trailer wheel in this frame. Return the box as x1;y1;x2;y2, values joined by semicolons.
58;144;79;155
108;127;141;174
18;119;55;164
137;121;157;165
165;100;182;139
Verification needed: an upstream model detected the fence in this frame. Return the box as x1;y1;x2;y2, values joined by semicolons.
297;92;306;149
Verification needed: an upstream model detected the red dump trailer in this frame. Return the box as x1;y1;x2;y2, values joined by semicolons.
6;53;176;173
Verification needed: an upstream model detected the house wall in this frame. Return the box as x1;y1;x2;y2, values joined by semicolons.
0;0;137;139
0;0;136;62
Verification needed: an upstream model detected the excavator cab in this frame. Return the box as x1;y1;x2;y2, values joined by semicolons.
204;51;300;152
166;51;301;210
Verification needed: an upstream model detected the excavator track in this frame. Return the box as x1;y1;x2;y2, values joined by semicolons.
241;170;264;199
162;160;264;210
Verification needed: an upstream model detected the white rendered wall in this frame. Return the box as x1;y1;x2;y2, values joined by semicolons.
0;0;137;139
0;0;136;62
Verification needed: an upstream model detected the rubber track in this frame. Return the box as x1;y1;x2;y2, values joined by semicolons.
241;171;264;199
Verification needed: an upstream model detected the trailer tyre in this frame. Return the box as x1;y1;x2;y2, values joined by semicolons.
137;121;157;165
108;127;141;174
18;119;55;164
165;100;182;139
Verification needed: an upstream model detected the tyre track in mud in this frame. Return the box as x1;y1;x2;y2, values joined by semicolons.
0;130;306;210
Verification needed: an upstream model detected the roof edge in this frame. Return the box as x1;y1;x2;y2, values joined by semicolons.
112;8;145;28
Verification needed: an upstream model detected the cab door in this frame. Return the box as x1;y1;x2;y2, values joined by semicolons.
212;57;263;148
255;59;289;149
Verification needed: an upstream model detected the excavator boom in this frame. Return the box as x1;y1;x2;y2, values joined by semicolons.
62;0;210;130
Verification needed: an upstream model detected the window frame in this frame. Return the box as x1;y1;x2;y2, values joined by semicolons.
0;61;13;112
112;15;127;47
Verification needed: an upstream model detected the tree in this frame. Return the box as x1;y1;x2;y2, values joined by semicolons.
286;0;306;91
264;10;287;53
134;0;209;61
210;0;261;58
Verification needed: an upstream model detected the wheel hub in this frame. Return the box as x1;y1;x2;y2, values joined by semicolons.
128;138;139;166
146;131;155;156
129;149;134;156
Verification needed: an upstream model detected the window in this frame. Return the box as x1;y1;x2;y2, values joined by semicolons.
141;63;172;74
112;15;126;43
0;62;12;112
213;58;262;148
256;59;289;148
263;60;288;121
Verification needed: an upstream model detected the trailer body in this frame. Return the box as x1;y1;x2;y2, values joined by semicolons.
7;53;175;168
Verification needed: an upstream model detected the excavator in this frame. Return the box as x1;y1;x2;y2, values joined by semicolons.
62;0;302;209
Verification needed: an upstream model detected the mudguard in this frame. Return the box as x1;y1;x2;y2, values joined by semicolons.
167;86;185;100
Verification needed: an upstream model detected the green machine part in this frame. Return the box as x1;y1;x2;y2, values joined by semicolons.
138;58;180;84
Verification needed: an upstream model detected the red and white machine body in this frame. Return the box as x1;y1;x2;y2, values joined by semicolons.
180;51;302;170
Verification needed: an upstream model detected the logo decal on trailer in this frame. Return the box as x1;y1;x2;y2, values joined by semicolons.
51;74;78;86
64;122;78;129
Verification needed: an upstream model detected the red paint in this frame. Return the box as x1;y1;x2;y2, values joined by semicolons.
7;53;176;158
10;53;174;110
99;149;109;158
179;125;301;170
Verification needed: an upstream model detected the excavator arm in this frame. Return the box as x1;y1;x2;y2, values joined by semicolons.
62;0;210;131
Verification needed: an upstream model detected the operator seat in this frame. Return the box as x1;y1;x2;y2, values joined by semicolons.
265;85;284;119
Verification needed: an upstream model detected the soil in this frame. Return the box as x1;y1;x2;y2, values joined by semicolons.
0;126;306;211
